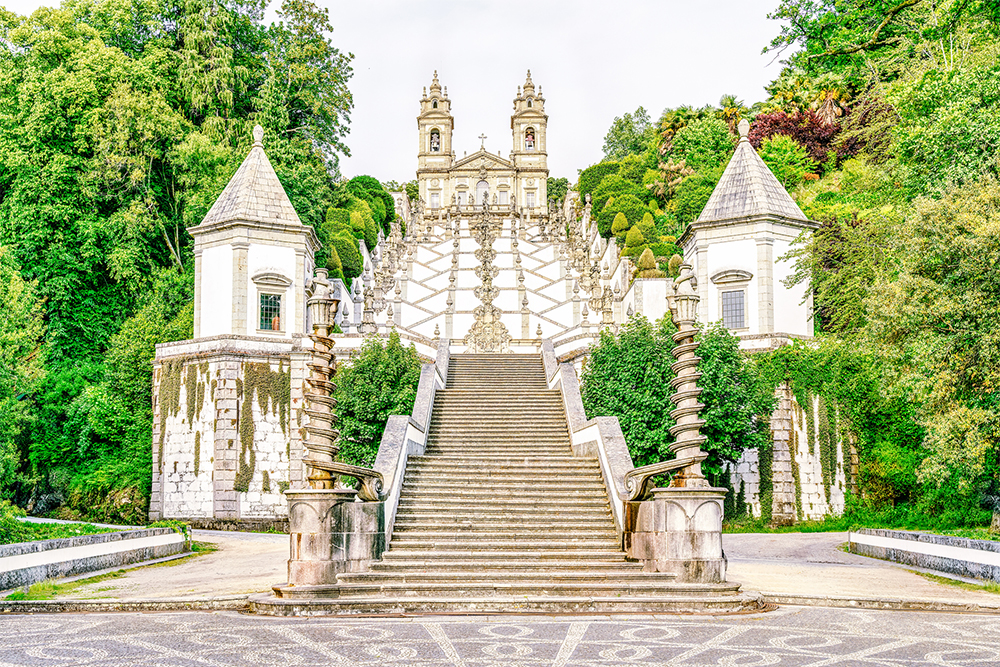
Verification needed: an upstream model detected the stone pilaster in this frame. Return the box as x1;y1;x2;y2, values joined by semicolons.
148;362;164;520
770;382;796;526
294;249;306;334
288;348;310;490
193;249;203;338
231;241;250;335
213;358;241;519
696;244;709;323
756;237;774;334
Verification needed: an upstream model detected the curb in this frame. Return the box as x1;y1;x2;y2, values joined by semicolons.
1;592;997;615
758;592;1000;615
0;595;248;614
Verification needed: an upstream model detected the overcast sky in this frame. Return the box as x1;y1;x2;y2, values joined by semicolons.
4;0;786;184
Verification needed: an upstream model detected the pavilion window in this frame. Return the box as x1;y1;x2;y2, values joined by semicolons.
721;290;745;329
526;192;535;208
430;193;440;209
260;293;282;331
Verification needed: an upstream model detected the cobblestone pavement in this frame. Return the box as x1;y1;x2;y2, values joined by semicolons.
3;607;999;666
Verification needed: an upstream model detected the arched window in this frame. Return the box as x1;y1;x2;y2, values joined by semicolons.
432;100;438;109
527;99;532;108
476;180;489;205
429;129;440;152
524;127;535;151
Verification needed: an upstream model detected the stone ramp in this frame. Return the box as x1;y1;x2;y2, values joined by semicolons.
254;353;756;614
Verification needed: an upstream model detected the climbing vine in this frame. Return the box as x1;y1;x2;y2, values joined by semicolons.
156;359;185;472
234;361;291;493
193;431;201;477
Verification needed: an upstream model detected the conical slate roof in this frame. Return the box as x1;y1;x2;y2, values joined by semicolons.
198;125;302;228
697;119;808;224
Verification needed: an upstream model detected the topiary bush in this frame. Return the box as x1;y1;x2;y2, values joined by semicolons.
577;161;620;199
598;193;648;238
330;233;363;281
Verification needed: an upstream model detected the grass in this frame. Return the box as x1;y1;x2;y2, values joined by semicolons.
910;570;1000;595
5;570;128;600
0;520;119;545
723;513;1000;541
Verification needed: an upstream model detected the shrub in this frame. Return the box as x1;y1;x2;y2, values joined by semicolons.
611;212;631;244
577;162;619;199
635;212;657;243
671;118;735;171
625;226;647;249
597;193;648;238
635;248;665;277
591;174;646;217
759;134;817;189
335;331;423;469
330;233;363;280
675;167;723;224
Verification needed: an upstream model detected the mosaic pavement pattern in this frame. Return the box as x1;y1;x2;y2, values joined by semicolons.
2;607;1000;666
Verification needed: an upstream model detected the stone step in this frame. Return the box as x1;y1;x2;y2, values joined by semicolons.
405;459;593;469
329;581;708;600
368;560;641;573
253;593;764;615
403;473;602;484
391;524;616;535
393;511;613;523
380;548;628;561
340;571;662;585
397;491;609;502
386;538;621;549
407;456;595;467
401;480;607;492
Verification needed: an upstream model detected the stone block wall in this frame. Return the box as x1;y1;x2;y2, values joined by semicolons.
150;351;296;521
727;384;849;522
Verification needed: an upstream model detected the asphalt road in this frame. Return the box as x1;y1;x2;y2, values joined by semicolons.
2;606;998;666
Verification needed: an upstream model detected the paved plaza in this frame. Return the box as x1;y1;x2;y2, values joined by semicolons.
3;607;999;666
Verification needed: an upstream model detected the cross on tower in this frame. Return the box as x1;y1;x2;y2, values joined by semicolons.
478;133;487;149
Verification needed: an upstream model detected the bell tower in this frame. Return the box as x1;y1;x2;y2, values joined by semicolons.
417;71;454;211
510;70;548;211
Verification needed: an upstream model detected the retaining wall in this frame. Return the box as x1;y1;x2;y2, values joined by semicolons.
849;528;1000;583
0;528;188;590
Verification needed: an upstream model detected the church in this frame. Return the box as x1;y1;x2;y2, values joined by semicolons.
416;71;548;213
148;73;846;531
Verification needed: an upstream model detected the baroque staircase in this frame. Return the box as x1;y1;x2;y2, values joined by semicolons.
262;353;754;613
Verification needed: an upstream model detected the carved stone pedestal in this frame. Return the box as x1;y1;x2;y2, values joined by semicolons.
623;487;727;584
277;489;384;596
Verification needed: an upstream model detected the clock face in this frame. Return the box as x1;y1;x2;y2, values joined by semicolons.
431;179;440;187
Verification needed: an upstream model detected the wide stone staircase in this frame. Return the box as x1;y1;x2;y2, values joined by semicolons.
278;353;752;613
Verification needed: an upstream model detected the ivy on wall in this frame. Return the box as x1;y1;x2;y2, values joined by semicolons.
234;361;291;494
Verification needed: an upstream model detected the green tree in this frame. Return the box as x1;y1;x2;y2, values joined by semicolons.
670;118;735;171
759;134;817;188
546;177;569;203
582;315;775;477
334;331;423;468
601;107;655;161
0;248;45;499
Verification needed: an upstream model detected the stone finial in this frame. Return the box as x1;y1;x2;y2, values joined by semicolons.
252;124;264;147
434;323;440;338
536;323;543;338
738;118;750;141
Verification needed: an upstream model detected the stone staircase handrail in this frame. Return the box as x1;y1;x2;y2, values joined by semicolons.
542;340;633;533
372;339;450;543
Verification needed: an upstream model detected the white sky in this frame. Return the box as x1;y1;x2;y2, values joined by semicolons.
4;0;786;184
